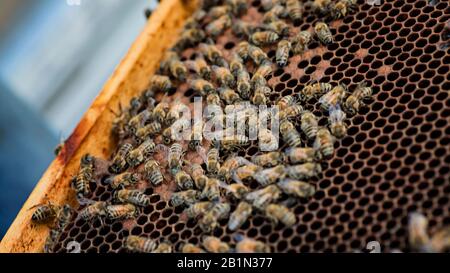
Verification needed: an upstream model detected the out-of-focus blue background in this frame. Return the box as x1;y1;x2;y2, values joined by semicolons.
0;0;156;237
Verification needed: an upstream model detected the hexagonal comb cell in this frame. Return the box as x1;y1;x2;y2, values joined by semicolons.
52;0;450;253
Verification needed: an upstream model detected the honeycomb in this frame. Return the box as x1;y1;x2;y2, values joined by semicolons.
52;0;450;253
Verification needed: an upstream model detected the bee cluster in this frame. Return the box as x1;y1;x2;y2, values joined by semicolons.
32;0;450;253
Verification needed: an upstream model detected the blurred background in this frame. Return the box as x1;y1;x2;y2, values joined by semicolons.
0;0;156;237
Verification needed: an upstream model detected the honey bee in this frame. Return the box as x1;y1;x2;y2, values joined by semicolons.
315;22;334;45
189;78;215;95
199;43;227;67
126;139;155;167
232;20;257;38
149;75;172;93
213;65;235;87
218;156;252;181
236;69;251;99
254;165;286;186
106;203;137;220
183;10;206;29
114;189;150;207
206;92;222;106
168;58;188;81
286;0;303;22
265;20;290;37
251;31;280;46
185;201;213;219
219;181;250;199
252;86;268;105
79;201;107;221
200;178;221;201
181;243;206;253
152;242;173;253
109;143;133;174
248;44;269;66
134;121;162;143
330;0;357;19
428;226;450;253
292;30;312;55
319;84;348;111
408;212;431;252
106;172;140;190
329;105;347;138
160;51;187;81
277;179;316;198
258;128;279;151
279;104;304;120
31;203;60;224
276;95;296;110
111;105;131;139
152;102;170;124
72;154;95;199
206;14;232;37
226;0;248;16
219;87;241;104
239;166;271;185
206;145;220;174
128;109;152;134
276;40;291;67
300;81;333;101
229;53;244;76
236;41;251;60
176;29;206;50
235;235;271;253
300;111;319;140
262;4;287;23
261;0;286;11
128;96;143;116
162;127;174;145
168;143;184;172
199;202;231;232
124;236;157;253
175;170;194;190
245;184;282;208
190;163;208;189
143;159;163;186
228;201;252;231
252;61;273;88
286;163;322;180
220;135;250;151
314;127;335;158
344;82;372;115
285;147;321;164
202;236;230;253
312;0;332;14
185;57;212;80
166;104;190;126
280;120;302;147
55;204;73;231
208;5;231;20
171;190;201;207
252;152;284;167
265;203;296;227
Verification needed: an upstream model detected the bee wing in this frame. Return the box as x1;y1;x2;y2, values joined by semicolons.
195;146;208;164
77;196;95;206
329;104;346;123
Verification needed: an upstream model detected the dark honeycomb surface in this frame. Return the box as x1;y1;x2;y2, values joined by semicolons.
53;0;450;253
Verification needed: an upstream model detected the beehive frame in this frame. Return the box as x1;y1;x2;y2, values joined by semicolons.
0;0;198;253
1;0;449;253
